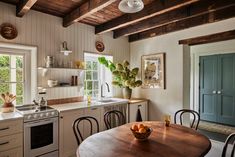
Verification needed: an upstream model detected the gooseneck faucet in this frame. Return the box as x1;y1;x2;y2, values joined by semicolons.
101;82;110;98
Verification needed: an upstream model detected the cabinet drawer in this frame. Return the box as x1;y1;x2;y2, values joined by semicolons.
0;133;23;152
0;147;23;157
0;119;23;137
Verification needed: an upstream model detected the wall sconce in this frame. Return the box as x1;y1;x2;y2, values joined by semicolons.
60;41;72;56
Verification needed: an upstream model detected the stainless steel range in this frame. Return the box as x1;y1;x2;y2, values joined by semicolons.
16;104;59;157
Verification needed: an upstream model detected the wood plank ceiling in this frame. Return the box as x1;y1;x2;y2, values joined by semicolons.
0;0;235;42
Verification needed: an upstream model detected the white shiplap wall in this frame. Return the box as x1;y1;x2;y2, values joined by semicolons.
0;2;130;99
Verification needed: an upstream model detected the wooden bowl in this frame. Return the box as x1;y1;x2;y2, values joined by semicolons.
0;23;18;40
130;127;153;141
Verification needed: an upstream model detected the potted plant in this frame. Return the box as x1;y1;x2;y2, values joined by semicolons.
0;92;16;113
98;57;142;99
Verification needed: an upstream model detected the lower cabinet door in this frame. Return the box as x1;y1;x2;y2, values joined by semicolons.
0;147;23;157
129;102;147;122
83;107;101;139
59;109;84;157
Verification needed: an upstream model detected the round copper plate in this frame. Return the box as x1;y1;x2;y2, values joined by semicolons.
95;41;105;52
0;23;18;40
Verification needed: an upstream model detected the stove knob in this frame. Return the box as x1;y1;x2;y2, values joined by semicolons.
33;114;38;119
51;111;55;116
45;113;49;117
27;115;32;120
40;113;44;118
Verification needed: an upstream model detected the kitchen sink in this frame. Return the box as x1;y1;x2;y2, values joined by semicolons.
97;99;117;103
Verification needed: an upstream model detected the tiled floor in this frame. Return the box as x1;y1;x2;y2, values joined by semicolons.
206;140;224;157
205;140;233;157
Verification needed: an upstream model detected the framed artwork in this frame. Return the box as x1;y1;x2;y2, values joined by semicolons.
141;53;166;89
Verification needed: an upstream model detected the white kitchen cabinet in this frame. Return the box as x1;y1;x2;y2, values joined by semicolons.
59;109;84;157
0;118;23;157
0;147;23;157
57;101;130;157
128;100;148;122
83;107;101;139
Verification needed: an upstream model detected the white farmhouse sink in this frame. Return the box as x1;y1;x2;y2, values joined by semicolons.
97;98;117;103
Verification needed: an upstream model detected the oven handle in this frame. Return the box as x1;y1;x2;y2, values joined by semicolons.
24;117;58;127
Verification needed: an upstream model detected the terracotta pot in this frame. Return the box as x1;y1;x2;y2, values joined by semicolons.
1;102;14;113
123;87;132;99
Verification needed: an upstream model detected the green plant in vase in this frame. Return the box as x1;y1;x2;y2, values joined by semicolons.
98;57;142;99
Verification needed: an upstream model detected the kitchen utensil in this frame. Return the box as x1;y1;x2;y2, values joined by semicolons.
44;56;54;68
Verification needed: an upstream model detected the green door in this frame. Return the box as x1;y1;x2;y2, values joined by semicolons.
199;54;235;126
217;54;235;125
199;56;217;122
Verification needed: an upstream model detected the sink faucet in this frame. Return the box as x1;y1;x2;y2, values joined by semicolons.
101;82;110;98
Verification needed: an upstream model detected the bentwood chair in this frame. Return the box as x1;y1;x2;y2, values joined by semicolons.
104;110;126;129
174;109;200;130
73;116;99;145
222;133;235;157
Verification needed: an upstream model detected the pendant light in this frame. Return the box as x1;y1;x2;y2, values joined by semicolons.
118;0;144;13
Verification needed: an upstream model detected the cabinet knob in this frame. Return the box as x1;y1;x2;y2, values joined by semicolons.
212;90;217;94
217;91;222;94
60;116;63;119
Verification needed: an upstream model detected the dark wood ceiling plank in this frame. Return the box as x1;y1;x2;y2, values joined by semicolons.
63;0;118;27
16;0;38;17
129;5;235;42
179;30;235;45
114;0;235;38
95;0;200;34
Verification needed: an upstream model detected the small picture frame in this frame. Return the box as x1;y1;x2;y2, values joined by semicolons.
141;53;166;89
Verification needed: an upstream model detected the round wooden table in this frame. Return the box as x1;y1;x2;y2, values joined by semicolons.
77;121;211;157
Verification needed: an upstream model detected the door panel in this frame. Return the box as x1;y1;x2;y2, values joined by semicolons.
199;56;217;121
83;107;101;139
217;54;235;125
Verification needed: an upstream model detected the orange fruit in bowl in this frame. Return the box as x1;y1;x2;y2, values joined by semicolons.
139;128;147;133
138;124;145;130
131;124;138;131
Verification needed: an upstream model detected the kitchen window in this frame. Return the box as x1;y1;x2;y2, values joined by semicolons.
0;53;25;105
84;53;113;99
0;43;37;106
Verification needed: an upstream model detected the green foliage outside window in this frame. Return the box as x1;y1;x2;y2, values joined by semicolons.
0;54;24;106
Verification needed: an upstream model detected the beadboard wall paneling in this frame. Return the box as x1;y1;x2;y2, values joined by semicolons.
0;2;130;99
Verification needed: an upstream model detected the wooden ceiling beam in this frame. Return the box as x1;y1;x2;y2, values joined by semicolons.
129;5;235;42
114;0;235;38
95;0;200;34
16;0;38;17
179;30;235;45
63;0;118;27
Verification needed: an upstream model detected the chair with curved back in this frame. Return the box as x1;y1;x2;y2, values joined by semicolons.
222;133;235;157
73;116;99;145
174;109;200;130
104;110;126;129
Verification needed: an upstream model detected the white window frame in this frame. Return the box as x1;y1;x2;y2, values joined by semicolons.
0;52;26;105
84;52;113;100
0;42;37;104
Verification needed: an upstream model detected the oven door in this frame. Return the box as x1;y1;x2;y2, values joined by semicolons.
24;117;58;157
